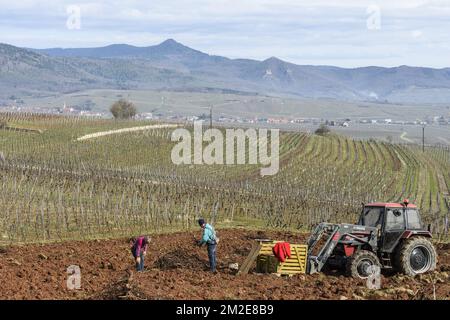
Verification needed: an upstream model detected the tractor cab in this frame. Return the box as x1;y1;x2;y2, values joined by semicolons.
358;200;432;255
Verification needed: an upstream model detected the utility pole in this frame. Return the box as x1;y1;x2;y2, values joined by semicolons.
210;105;213;129
422;125;425;152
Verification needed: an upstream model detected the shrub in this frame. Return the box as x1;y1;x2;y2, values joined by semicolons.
315;124;330;136
110;99;137;119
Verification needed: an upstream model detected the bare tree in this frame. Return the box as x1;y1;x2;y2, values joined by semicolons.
110;99;137;119
315;124;330;136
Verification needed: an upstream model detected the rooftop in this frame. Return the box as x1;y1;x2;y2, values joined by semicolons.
366;202;418;208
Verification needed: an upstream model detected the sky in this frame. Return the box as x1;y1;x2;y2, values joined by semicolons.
0;0;449;68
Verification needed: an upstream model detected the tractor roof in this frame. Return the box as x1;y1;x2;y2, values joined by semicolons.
366;202;418;208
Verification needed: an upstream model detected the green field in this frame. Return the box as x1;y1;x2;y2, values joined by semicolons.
0;113;448;243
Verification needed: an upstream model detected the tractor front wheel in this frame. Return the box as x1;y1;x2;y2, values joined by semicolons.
395;237;437;276
346;250;381;279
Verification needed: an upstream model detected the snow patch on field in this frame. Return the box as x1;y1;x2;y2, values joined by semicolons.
76;124;179;141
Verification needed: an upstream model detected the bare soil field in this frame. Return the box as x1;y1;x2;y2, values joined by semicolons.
0;229;448;300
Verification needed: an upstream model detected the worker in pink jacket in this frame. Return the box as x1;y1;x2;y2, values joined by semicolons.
130;235;150;272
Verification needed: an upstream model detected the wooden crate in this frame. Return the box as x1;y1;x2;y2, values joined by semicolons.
257;254;279;273
257;241;308;275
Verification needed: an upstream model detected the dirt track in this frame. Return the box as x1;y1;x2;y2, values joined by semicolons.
0;229;448;300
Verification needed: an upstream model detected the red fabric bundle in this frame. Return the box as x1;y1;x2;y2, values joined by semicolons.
272;242;291;262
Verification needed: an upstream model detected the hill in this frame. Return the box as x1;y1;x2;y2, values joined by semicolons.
1;40;450;103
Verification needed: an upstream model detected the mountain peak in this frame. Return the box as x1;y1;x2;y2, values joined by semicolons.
160;39;179;45
154;38;205;56
158;39;185;49
264;56;283;63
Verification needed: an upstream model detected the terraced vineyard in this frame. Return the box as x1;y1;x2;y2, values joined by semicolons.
0;113;448;243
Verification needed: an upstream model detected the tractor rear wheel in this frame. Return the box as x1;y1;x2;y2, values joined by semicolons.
346;250;381;279
395;237;437;276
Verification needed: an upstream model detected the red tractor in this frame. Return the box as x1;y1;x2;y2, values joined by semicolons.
307;200;437;278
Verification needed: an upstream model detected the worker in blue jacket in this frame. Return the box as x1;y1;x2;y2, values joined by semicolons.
196;218;218;273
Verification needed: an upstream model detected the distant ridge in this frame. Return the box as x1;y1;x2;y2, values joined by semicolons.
0;39;449;104
34;39;206;58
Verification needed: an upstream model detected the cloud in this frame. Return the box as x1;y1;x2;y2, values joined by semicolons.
0;0;449;67
411;30;424;38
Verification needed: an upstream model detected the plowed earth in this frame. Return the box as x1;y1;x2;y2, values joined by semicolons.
0;230;448;300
